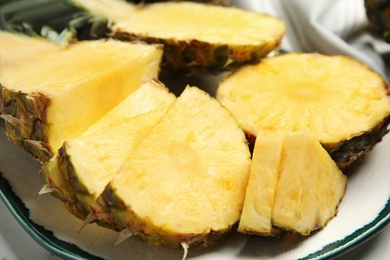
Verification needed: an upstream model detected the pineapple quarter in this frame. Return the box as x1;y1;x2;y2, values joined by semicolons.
272;131;347;235
0;32;163;162
40;80;175;227
217;53;390;168
72;0;285;74
102;86;251;248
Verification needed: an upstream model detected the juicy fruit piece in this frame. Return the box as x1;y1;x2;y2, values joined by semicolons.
238;136;283;236
40;80;176;228
100;86;251;249
217;52;390;168
0;31;163;162
72;0;285;74
238;132;347;236
272;131;347;235
365;0;390;42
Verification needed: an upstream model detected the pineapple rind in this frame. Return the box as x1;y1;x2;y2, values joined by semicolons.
0;86;53;162
100;184;229;249
115;32;282;75
40;147;90;221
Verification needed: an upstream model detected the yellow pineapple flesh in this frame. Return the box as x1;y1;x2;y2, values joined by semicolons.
238;136;283;236
100;86;251;249
41;80;176;229
272;131;347;235
217;53;390;168
0;31;163;162
239;131;347;236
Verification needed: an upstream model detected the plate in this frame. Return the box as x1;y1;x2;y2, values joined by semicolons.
1;104;390;260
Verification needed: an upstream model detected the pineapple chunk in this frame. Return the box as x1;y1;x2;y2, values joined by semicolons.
238;136;283;236
72;0;285;74
272;131;347;235
217;53;390;168
100;86;251;249
40;80;176;228
239;131;347;236
0;31;163;162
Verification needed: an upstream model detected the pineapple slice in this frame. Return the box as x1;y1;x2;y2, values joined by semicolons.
72;0;285;74
272;131;347;235
40;80;176;228
0;31;163;162
217;53;390;168
237;136;283;236
99;86;251;249
238;131;347;236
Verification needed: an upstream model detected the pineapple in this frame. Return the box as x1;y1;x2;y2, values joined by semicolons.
239;131;347;236
237;136;283;236
216;52;390;169
41;79;176;229
273;131;347;235
71;0;285;74
99;86;251;249
0;31;163;162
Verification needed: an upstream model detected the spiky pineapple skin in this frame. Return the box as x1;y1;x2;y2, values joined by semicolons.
40;148;90;221
42;144;123;231
115;32;282;75
324;115;390;169
0;85;53;162
245;116;390;169
98;184;230;249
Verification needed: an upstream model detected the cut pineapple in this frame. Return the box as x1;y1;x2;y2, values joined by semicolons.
40;80;176;228
238;136;283;236
239;131;347;236
72;0;285;74
217;52;390;168
272;131;347;235
99;86;251;249
0;31;163;162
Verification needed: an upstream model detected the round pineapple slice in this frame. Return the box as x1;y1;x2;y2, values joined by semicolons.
72;0;285;74
100;86;251;249
216;52;390;168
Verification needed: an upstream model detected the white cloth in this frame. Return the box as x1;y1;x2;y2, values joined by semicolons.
233;0;390;82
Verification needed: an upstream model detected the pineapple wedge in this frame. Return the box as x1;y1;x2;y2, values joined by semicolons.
239;131;347;236
217;53;390;168
72;0;285;74
273;131;347;235
0;31;163;162
99;86;251;249
237;136;283;236
40;80;176;228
